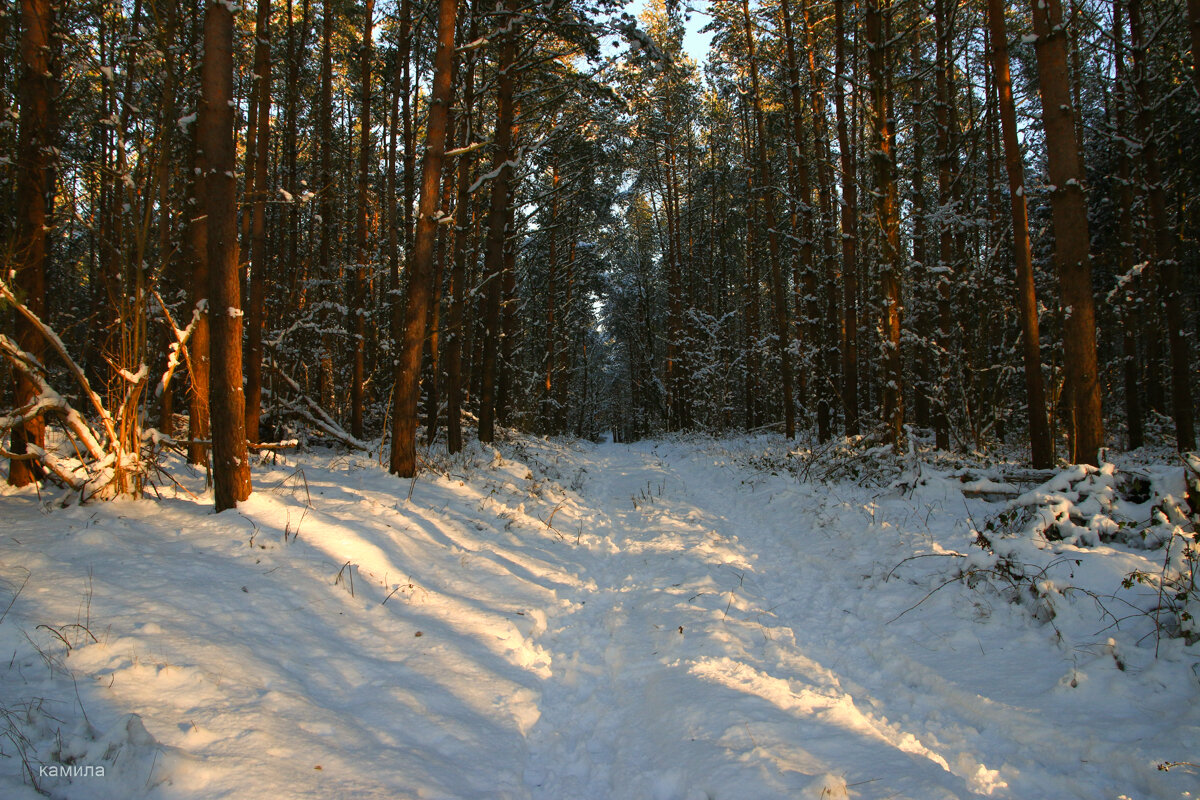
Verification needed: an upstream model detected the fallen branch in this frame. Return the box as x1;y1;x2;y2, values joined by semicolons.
266;361;370;452
279;401;370;452
0;334;106;461
0;278;119;450
23;444;88;491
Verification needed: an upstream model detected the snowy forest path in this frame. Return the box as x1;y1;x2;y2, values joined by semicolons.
518;440;997;799
2;436;1190;800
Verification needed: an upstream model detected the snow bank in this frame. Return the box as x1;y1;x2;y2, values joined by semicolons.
1;433;1197;799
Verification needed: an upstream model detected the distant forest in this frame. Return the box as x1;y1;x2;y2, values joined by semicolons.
2;0;1197;508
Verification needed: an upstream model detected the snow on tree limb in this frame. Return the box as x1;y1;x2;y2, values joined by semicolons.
0;334;106;462
0;277;120;450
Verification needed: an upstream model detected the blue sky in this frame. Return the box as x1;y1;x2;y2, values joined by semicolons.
629;0;714;64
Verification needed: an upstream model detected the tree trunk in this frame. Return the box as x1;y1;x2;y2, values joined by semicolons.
317;0;335;409
782;0;819;436
742;0;795;439
802;0;839;441
8;0;55;486
932;0;956;450
987;0;1053;468
423;125;455;443
444;2;479;454
1130;0;1195;451
478;0;518;444
185;146;212;468
834;0;859;437
1028;0;1103;465
350;0;374;441
740;102;760;430
244;0;271;443
866;0;903;447
389;0;457;477
1113;0;1143;450
201;0;251;509
543;166;561;431
497;203;518;427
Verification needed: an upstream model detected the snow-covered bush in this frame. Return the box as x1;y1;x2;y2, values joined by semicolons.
966;457;1200;644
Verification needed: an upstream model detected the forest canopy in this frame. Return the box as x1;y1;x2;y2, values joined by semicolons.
2;0;1197;507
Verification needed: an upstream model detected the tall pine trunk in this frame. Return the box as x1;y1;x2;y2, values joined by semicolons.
244;0;271;443
444;1;479;454
200;0;251;509
389;0;457;477
1113;0;1143;450
316;0;336;410
741;0;794;439
987;0;1053;468
1129;0;1195;451
1028;0;1103;465
350;0;374;441
866;0;903;447
478;0;518;444
834;0;859;437
8;0;55;486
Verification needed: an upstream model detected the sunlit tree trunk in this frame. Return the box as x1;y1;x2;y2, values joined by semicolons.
987;0;1053;468
389;0;457;477
8;0;55;486
200;0;251;509
185;146;211;468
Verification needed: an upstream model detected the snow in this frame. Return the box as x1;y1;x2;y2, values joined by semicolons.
1;434;1197;799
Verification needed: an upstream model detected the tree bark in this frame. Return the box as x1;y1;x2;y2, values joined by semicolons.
8;0;55;486
1028;0;1103;465
834;0;859;437
185;145;212;468
478;0;518;444
741;0;795;439
317;0;336;411
350;0;374;441
1129;0;1195;451
201;0;251;509
866;0;903;447
244;0;271;443
1112;0;1143;450
444;1;479;454
987;0;1053;468
389;0;458;477
782;0;819;437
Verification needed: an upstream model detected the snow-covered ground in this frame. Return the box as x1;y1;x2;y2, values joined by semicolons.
1;434;1197;799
